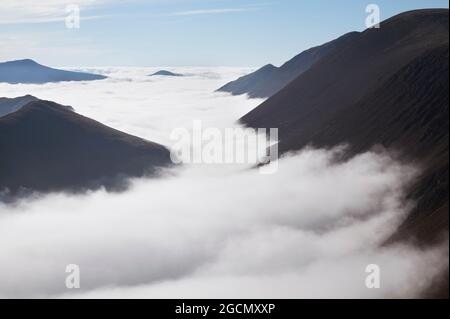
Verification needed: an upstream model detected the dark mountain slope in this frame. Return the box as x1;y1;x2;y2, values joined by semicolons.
0;95;74;118
217;64;278;97
0;59;106;84
218;32;359;98
242;9;448;139
281;44;448;244
241;9;449;242
0;100;172;195
240;10;449;297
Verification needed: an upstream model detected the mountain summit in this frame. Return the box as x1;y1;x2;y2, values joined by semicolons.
150;70;183;77
0;95;39;117
0;59;107;84
0;98;172;196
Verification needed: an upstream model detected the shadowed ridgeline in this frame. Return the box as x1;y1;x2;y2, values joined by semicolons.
0;97;173;198
217;32;358;98
240;9;449;296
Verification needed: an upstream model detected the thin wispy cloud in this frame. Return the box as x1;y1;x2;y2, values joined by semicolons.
168;2;272;17
0;15;111;25
0;1;263;24
169;8;252;17
0;31;108;65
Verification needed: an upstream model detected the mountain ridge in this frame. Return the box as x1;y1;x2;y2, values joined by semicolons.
217;31;360;98
0;59;107;84
241;9;449;246
239;10;449;297
0;99;172;197
0;95;38;117
150;70;183;77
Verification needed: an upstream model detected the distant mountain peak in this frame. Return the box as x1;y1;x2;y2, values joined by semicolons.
4;59;39;65
261;64;277;70
0;59;107;84
0;95;76;119
217;32;358;98
0;95;39;118
150;70;183;77
16;58;38;64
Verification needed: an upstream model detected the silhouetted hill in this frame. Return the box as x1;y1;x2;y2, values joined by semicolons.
241;9;449;244
0;99;172;196
218;64;277;97
218;32;359;98
0;95;74;118
150;70;183;77
0;59;106;84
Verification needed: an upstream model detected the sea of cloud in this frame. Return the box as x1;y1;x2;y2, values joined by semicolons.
0;68;447;298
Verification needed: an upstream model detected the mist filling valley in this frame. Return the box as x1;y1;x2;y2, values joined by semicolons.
0;68;447;298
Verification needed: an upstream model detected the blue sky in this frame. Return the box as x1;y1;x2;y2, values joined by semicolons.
0;0;448;67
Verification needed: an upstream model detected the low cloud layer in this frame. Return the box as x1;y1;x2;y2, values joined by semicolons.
0;68;447;298
1;148;446;298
